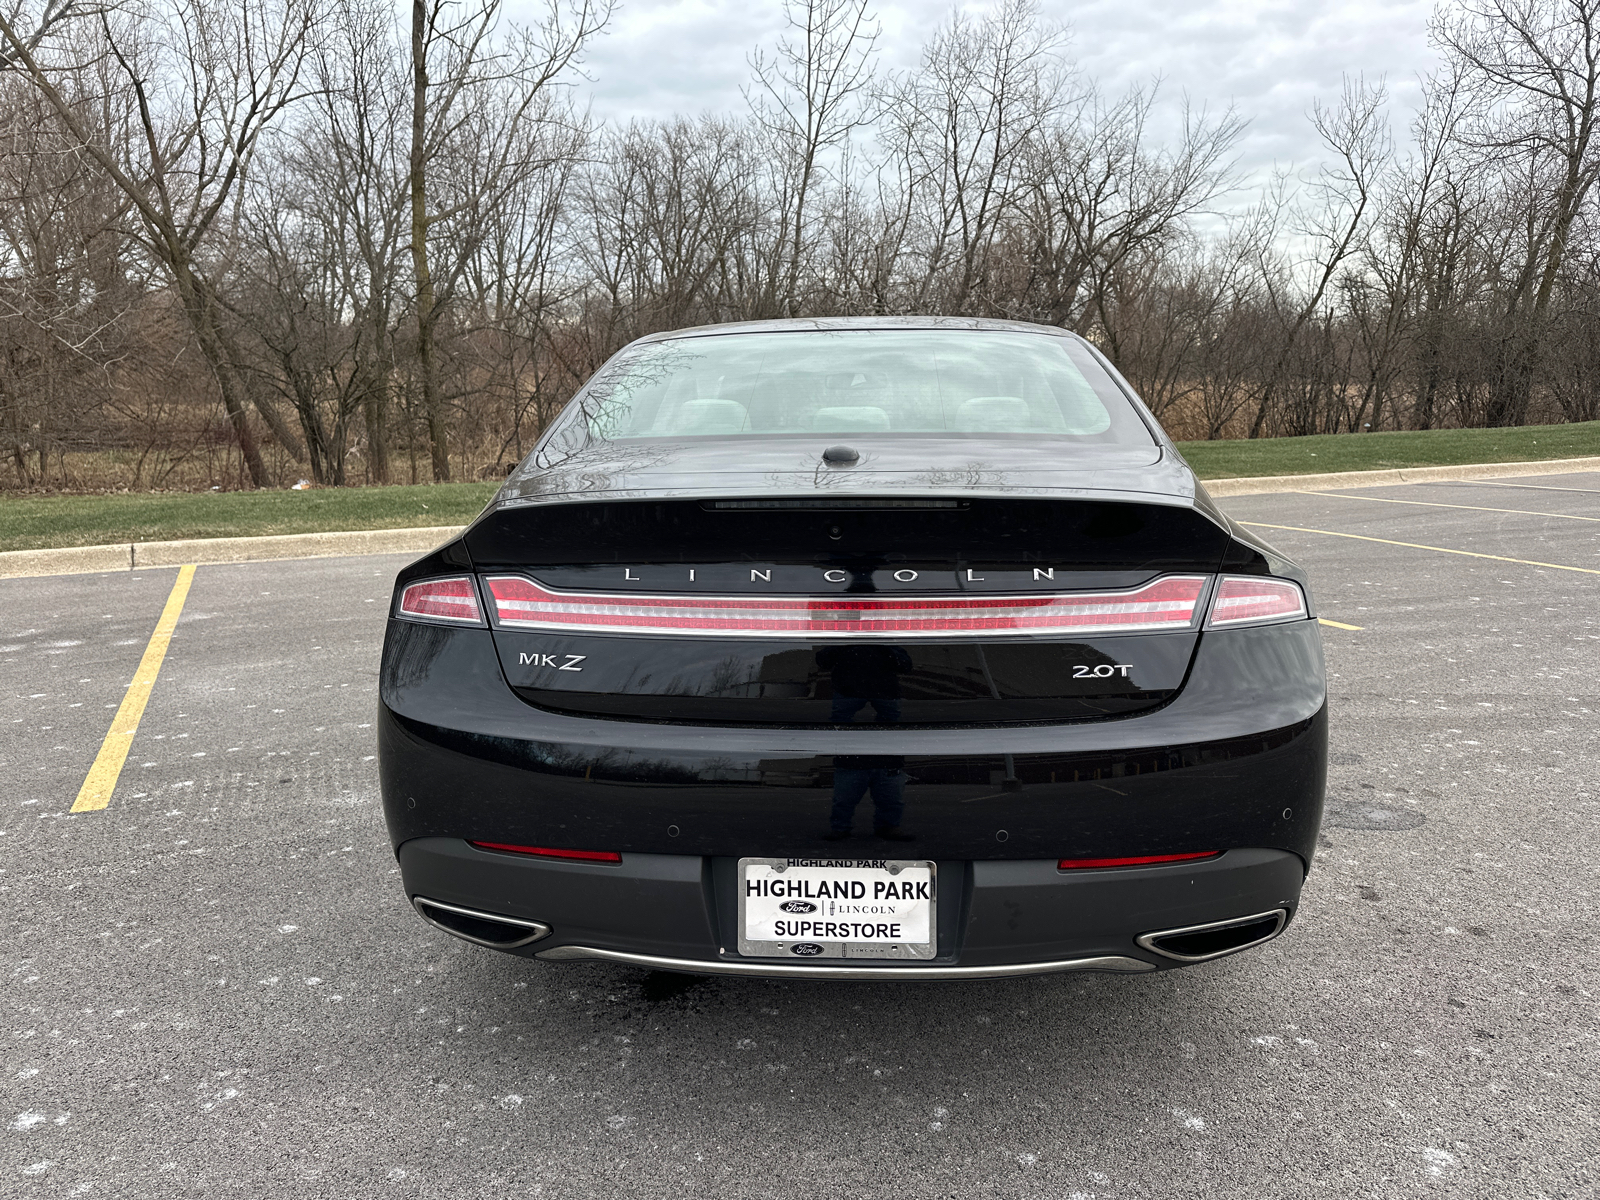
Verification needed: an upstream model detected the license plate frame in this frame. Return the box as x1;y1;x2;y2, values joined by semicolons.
737;857;937;960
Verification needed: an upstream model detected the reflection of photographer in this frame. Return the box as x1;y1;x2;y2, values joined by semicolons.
817;645;911;724
817;645;914;842
824;755;911;842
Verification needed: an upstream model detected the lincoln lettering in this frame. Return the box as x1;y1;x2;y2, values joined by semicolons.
614;566;1075;587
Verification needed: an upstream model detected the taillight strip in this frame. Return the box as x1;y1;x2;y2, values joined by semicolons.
484;575;1208;639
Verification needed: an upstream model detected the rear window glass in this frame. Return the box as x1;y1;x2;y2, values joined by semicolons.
563;329;1153;445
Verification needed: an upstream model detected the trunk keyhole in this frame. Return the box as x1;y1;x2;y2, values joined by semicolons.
828;525;843;541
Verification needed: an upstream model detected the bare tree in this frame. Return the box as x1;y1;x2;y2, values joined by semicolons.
1247;76;1391;437
746;0;879;315
0;72;139;485
0;0;321;486
877;0;1067;313
303;0;412;484
1012;84;1244;341
457;75;590;469
573;116;764;343
0;0;79;71
1434;0;1600;425
8;0;1600;497
408;0;609;481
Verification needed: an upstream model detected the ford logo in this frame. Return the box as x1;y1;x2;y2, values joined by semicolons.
790;943;824;957
780;900;818;914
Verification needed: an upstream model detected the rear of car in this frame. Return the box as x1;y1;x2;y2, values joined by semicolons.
378;319;1326;979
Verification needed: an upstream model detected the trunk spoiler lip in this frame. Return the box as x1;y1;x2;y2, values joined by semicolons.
462;459;1238;550
486;481;1201;513
490;438;1200;515
469;472;1237;544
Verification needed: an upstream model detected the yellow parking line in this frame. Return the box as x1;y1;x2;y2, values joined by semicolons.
1298;490;1600;522
1317;618;1363;631
1241;522;1600;575
71;564;196;813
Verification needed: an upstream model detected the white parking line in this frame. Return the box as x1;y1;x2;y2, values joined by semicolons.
1297;490;1600;521
1240;523;1600;575
1443;479;1600;496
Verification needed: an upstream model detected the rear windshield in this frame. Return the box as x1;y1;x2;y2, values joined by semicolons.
563;329;1154;445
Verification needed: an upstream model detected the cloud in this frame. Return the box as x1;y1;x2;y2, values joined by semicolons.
539;0;1441;176
1055;0;1435;171
561;0;779;121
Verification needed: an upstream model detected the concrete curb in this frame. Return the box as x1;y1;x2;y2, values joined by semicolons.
3;453;1597;581
1201;454;1600;497
0;543;135;579
0;525;464;581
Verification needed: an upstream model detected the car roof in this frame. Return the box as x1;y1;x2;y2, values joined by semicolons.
632;315;1081;345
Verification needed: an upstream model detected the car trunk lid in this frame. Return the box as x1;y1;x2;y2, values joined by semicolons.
465;493;1229;727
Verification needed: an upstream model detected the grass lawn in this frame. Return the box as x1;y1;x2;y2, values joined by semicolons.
0;482;500;553
1176;420;1599;479
2;421;1597;552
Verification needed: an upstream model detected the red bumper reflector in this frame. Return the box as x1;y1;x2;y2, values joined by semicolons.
1057;852;1220;870
398;576;483;624
470;841;622;863
485;574;1208;639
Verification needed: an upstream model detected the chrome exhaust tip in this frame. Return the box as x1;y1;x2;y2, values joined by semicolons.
1136;908;1288;963
412;896;552;950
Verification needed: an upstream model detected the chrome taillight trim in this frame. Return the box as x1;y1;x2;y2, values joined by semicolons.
395;575;486;626
482;574;1212;640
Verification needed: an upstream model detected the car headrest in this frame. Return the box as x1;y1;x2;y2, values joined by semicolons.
811;405;891;432
669;398;749;435
956;395;1032;432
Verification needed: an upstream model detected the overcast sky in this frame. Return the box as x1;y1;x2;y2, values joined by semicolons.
534;0;1445;184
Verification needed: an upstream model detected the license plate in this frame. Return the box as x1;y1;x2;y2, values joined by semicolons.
738;857;936;960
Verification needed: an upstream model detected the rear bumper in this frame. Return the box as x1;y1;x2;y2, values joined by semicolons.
380;614;1325;976
398;838;1306;976
379;618;1328;866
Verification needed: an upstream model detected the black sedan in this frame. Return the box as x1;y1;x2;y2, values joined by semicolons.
379;317;1326;980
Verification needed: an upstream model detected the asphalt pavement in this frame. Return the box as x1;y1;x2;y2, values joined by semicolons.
3;472;1596;1198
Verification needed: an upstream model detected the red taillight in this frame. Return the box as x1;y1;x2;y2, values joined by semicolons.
398;576;483;624
1057;852;1220;870
1206;576;1306;627
484;574;1208;639
469;841;622;863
